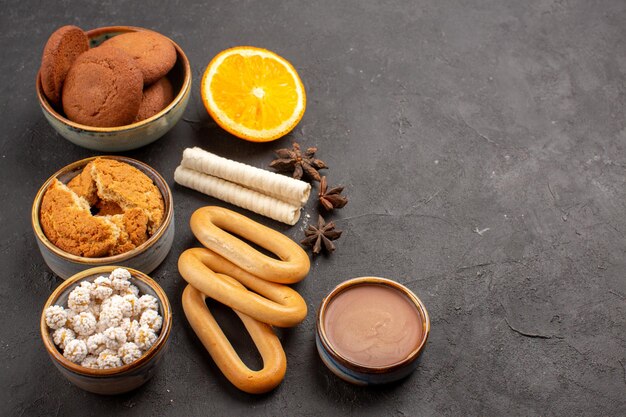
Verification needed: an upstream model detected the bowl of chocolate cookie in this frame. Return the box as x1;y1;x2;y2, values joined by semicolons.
31;156;175;279
36;25;191;152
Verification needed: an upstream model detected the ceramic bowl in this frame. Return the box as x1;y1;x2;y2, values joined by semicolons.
316;277;430;385
32;156;175;279
36;25;191;152
40;266;172;395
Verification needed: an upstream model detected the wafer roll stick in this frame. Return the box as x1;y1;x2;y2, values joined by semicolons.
174;166;301;225
181;147;311;206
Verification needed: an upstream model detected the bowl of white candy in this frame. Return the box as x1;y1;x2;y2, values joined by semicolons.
40;266;171;395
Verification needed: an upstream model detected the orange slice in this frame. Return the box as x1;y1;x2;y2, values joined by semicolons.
201;46;306;142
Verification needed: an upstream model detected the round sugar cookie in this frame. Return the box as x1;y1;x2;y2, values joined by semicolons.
101;31;176;85
40;25;89;106
62;47;143;127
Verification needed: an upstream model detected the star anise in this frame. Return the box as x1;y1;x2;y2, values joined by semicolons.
269;142;327;182
318;176;348;211
301;215;342;254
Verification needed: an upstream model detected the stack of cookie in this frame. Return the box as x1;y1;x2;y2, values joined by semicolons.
39;26;177;127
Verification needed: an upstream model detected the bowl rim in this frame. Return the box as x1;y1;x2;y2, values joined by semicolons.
35;25;192;133
40;266;172;377
31;155;174;265
316;276;430;374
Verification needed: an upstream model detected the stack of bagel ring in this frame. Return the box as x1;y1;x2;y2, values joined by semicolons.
178;206;310;394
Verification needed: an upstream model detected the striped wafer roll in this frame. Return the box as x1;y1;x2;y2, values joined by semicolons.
181;147;311;207
174;166;301;225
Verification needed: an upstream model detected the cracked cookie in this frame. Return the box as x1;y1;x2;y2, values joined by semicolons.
41;158;164;257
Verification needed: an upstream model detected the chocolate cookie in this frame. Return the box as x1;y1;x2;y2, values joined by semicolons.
102;31;177;85
135;77;175;122
62;47;143;127
39;25;89;106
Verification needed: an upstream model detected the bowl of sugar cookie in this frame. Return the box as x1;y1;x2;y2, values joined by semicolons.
41;266;172;394
32;156;175;279
36;25;191;152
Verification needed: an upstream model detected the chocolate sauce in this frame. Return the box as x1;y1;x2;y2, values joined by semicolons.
323;284;423;367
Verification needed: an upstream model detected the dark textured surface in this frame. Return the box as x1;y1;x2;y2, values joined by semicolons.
1;0;625;415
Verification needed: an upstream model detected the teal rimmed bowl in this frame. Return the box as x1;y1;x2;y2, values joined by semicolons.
35;26;191;152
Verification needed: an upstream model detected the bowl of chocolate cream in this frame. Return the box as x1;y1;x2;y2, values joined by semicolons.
316;277;430;385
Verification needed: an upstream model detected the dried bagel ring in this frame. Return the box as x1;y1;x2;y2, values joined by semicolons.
179;247;307;327
190;206;310;284
182;284;286;394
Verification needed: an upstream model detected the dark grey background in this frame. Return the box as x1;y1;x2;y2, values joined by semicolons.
1;0;625;415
